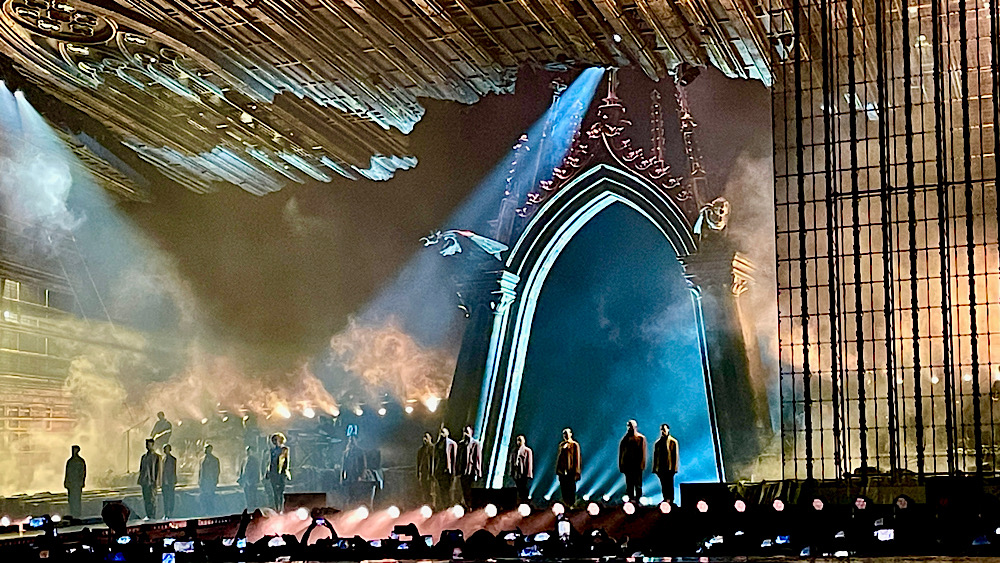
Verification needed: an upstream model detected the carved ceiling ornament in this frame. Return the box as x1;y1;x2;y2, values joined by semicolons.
519;71;696;222
0;0;414;194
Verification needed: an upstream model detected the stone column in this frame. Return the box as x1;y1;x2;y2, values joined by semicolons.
682;236;767;480
444;267;518;436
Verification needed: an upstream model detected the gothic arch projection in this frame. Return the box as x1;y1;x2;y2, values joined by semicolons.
473;162;723;488
444;77;768;488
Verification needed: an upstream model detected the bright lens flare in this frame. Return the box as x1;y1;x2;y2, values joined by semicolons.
424;396;441;413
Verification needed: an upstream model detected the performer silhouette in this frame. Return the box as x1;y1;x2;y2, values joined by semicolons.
555;428;581;506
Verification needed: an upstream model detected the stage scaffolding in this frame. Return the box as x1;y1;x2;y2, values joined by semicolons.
772;0;1000;478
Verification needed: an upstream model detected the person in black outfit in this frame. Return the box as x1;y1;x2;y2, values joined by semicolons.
64;445;86;518
161;444;178;518
137;439;160;519
200;444;221;515
416;432;435;505
652;424;679;503
433;427;458;509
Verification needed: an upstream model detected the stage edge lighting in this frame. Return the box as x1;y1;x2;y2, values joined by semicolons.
484;504;498;518
419;505;433;519
517;504;531;517
552;503;565;515
587;503;600;516
387;506;401;519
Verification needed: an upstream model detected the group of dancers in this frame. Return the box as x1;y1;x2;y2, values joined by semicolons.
416;420;680;509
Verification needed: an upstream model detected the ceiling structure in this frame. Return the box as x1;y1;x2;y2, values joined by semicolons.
0;0;779;197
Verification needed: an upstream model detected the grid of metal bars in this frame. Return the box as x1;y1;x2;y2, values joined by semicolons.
772;0;1000;478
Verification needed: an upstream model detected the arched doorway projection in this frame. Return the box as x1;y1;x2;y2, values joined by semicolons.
514;200;716;501
473;163;724;488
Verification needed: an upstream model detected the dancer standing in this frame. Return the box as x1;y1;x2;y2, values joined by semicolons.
555;428;581;506
652;424;679;503
618;420;647;501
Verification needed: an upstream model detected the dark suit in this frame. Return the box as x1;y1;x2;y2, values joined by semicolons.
456;436;482;508
138;451;161;518
64;454;86;518
619;431;647;500
653;435;679;502
237;453;259;510
200;453;220;514
161;453;177;517
508;445;533;503
416;443;435;504
555;439;581;506
433;437;457;509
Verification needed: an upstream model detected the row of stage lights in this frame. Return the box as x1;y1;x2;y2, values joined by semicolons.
294;498;677;527
181;397;443;426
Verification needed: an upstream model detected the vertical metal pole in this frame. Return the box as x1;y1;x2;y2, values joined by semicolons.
820;0;845;479
901;0;926;479
931;0;957;474
874;0;900;474
846;0;868;472
792;0;813;479
958;0;984;475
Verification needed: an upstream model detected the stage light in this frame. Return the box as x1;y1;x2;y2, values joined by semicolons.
518;504;531;517
200;418;208;424
50;514;62;523
354;407;364;416
302;407;316;418
356;506;369;519
813;498;825;511
484;504;498;518
275;404;291;419
639;496;651;506
387;506;401;518
377;407;387;416
419;505;433;519
773;499;785;512
602;494;612;501
612;33;622;43
587;503;600;516
854;497;867;510
331;408;340;417
552;502;565;515
0;516;9;526
895;496;909;510
450;505;465;519
697;500;708;513
582;494;591;501
735;500;746;513
404;405;414;414
659;502;672;514
425;397;441;412
295;508;309;521
621;495;629;503
623;502;635;515
221;416;229;422
544;494;552;501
